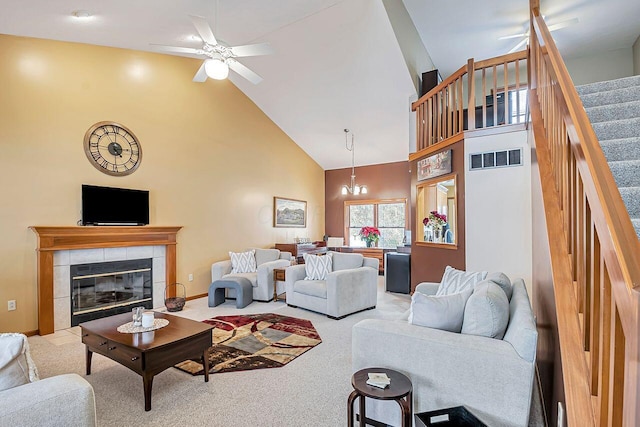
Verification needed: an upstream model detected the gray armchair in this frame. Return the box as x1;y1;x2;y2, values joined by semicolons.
211;248;292;302
285;251;378;319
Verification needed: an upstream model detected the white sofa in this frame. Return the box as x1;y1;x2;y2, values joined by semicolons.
211;248;292;302
285;251;378;319
352;278;538;426
0;333;96;427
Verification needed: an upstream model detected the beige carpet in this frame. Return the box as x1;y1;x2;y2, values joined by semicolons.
29;278;545;426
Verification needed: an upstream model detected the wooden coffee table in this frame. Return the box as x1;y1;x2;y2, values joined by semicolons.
80;312;213;411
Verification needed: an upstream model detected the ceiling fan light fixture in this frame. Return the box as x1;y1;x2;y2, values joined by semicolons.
204;59;229;80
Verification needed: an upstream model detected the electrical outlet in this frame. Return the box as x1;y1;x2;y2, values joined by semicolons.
8;300;16;311
188;273;193;282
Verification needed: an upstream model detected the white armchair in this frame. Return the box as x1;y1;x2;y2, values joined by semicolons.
211;248;292;302
0;333;96;427
285;251;378;319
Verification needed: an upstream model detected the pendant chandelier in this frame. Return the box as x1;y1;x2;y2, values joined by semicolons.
341;129;367;196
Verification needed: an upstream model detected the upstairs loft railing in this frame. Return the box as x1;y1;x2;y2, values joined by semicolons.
529;3;640;427
411;50;527;151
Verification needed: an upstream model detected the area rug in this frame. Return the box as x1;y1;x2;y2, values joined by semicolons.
175;313;322;375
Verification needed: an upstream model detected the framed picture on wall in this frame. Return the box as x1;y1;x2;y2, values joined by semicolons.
274;197;307;228
417;149;452;181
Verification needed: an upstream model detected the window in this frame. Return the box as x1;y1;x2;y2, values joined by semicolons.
508;88;528;124
345;199;407;248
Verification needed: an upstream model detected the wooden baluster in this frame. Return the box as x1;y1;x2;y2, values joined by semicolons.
598;262;612;426
515;59;521;123
458;77;464;132
589;212;600;395
492;65;498;127
482;68;487;129
608;308;625;426
503;61;509;125
427;97;433;147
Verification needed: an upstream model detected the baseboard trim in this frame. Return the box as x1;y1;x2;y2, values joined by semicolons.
23;329;39;337
186;293;207;301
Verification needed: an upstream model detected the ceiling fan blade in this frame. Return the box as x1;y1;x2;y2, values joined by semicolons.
192;61;208;82
548;17;579;32
498;33;528;40
189;14;217;46
228;59;263;84
508;37;528;54
150;44;201;55
230;43;274;57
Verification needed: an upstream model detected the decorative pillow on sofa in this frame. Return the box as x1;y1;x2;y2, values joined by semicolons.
408;288;473;332
304;253;333;280
436;266;487;296
0;333;39;392
461;280;510;339
229;250;257;273
486;272;513;301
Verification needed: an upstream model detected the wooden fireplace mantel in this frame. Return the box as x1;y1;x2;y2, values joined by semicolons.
30;226;182;335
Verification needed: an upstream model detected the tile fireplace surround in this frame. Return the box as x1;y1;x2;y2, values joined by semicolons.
30;226;182;335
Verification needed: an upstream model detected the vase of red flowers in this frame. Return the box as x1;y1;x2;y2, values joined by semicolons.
359;226;380;247
423;211;447;243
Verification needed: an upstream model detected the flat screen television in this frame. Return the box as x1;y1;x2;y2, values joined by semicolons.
81;185;149;226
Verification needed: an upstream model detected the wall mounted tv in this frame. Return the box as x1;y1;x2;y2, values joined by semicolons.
81;185;149;226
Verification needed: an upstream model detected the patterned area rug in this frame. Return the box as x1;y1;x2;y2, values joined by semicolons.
175;313;322;375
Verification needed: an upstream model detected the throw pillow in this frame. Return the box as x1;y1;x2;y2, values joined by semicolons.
408;288;473;333
229;250;257;274
304;253;333;280
436;266;487;296
461;280;510;339
0;333;39;392
486;272;513;301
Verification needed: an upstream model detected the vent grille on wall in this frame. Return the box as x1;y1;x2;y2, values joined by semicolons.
470;149;522;170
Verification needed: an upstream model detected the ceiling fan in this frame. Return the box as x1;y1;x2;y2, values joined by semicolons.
151;15;274;84
500;17;579;53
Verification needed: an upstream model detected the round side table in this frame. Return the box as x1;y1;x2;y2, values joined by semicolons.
347;367;413;427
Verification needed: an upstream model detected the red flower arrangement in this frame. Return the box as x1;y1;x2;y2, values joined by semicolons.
423;211;447;229
359;226;380;247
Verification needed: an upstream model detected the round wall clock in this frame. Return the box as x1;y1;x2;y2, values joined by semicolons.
83;121;142;176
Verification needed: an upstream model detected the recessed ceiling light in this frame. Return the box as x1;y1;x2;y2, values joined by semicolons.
71;10;92;19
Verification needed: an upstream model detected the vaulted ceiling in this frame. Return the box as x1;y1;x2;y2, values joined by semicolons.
1;0;638;169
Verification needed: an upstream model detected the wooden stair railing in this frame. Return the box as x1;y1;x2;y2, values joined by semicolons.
529;2;640;426
411;51;527;152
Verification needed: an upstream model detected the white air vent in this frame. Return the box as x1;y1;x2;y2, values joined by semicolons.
470;148;522;170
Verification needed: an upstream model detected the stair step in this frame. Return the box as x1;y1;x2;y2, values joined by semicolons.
632;219;640;240
619;187;640;217
600;137;640;162
608;160;640;187
592;117;640;141
576;75;640;96
580;85;640;108
585;100;640;123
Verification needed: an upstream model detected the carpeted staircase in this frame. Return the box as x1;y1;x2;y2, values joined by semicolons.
577;75;640;240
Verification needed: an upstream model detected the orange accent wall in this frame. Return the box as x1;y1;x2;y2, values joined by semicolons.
324;161;411;240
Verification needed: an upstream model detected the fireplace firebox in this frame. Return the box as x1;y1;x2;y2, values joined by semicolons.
71;259;153;326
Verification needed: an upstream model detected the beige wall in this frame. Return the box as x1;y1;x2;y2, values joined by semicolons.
634;34;640;75
565;47;634;85
0;35;325;333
